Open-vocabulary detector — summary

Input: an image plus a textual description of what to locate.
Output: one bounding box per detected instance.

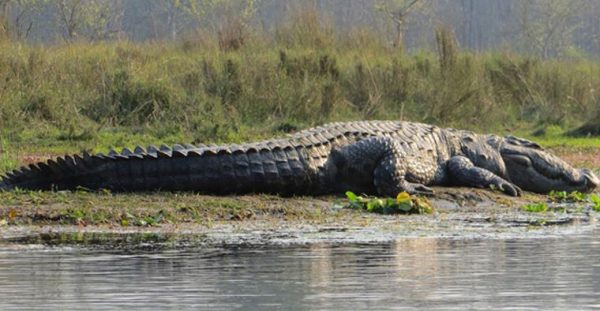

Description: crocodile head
[495,135,599,193]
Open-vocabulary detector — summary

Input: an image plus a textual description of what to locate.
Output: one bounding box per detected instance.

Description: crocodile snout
[583,169,599,191]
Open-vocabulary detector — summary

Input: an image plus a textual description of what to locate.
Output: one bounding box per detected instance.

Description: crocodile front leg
[330,137,434,197]
[447,155,522,196]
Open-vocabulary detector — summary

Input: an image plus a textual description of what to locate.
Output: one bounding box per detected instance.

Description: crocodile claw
[493,180,522,197]
[408,184,435,196]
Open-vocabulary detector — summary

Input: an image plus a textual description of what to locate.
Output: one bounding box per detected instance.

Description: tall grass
[0,12,598,150]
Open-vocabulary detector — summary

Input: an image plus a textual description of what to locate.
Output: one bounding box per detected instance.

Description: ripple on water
[0,230,598,310]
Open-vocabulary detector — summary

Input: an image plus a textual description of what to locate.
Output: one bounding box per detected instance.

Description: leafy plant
[521,202,548,213]
[66,208,86,224]
[590,194,600,212]
[569,191,586,202]
[548,190,586,202]
[136,211,166,227]
[548,190,568,202]
[344,191,433,215]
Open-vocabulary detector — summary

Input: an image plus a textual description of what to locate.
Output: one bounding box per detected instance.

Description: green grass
[531,136,600,149]
[0,16,599,177]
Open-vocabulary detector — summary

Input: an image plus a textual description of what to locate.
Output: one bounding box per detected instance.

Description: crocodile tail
[0,179,10,191]
[1,151,116,191]
[0,144,312,194]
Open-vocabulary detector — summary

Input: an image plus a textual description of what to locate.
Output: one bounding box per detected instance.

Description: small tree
[0,0,48,41]
[374,0,425,49]
[519,0,587,58]
[55,0,123,42]
[153,0,229,41]
[0,1,7,38]
[12,0,47,40]
[177,0,260,49]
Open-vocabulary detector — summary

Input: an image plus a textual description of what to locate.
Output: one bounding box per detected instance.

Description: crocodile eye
[479,154,489,161]
[505,135,542,150]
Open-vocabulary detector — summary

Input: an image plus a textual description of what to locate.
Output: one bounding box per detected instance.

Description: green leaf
[367,198,385,212]
[591,194,600,212]
[568,191,586,202]
[397,201,413,212]
[414,198,434,214]
[342,190,435,215]
[549,190,568,202]
[345,191,359,202]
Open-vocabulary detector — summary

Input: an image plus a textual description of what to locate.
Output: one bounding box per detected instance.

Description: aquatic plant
[344,191,433,215]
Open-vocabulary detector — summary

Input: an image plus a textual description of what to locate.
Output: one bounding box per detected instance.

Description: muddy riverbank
[1,187,598,247]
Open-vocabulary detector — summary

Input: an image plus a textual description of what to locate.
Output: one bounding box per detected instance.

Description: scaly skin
[0,121,598,196]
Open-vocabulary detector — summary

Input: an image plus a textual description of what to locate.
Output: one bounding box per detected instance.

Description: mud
[1,187,598,248]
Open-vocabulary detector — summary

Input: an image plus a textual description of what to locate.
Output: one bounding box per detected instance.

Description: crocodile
[0,121,598,196]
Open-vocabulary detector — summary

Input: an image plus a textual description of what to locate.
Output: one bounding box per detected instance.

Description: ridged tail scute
[0,143,312,194]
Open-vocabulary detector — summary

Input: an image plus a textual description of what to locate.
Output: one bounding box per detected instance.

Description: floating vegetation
[344,191,434,215]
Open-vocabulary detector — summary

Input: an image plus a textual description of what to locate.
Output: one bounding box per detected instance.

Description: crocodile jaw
[501,143,598,193]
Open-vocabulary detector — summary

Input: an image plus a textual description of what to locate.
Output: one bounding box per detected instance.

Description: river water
[0,230,599,310]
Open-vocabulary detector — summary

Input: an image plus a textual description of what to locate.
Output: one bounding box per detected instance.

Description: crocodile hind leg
[373,156,434,196]
[331,137,435,197]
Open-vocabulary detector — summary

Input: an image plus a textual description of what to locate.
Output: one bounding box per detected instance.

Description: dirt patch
[553,149,600,169]
[19,154,57,166]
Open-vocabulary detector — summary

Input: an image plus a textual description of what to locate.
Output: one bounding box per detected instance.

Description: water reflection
[0,231,599,310]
